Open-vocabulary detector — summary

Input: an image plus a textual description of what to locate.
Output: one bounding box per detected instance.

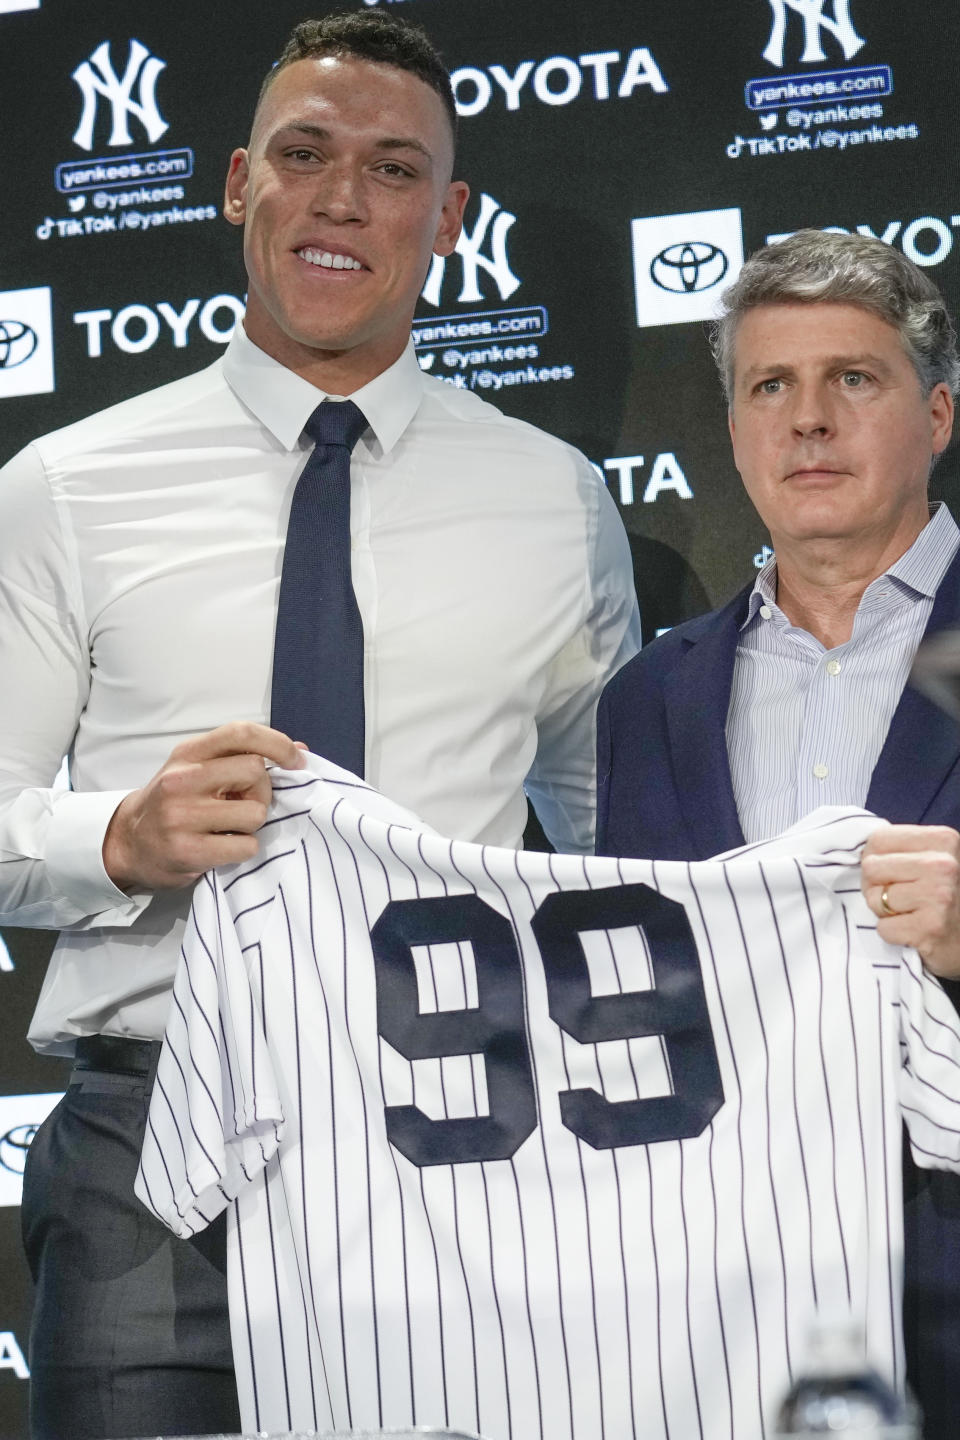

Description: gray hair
[711,228,960,402]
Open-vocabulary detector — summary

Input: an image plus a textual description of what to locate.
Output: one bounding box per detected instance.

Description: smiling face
[728,301,954,565]
[224,55,468,390]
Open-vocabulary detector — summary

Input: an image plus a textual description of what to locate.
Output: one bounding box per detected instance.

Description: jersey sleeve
[897,946,960,1172]
[720,810,960,1172]
[135,865,284,1237]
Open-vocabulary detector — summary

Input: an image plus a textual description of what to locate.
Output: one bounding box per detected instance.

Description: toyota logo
[0,1123,39,1175]
[0,319,38,369]
[650,242,729,295]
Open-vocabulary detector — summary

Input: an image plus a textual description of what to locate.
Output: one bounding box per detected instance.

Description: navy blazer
[595,545,960,1440]
[597,545,960,862]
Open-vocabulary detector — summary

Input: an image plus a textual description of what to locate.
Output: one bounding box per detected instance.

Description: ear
[223,148,250,227]
[432,180,470,258]
[929,381,955,457]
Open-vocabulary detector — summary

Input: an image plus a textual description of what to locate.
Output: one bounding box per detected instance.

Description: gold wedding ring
[880,887,896,917]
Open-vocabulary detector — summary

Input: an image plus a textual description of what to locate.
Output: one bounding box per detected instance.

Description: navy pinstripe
[136,767,960,1440]
[795,861,851,1299]
[686,865,775,1432]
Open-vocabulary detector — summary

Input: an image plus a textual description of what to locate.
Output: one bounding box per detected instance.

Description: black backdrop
[2,2,960,1433]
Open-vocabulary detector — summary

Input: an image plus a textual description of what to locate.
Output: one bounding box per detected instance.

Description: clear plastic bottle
[773,1320,920,1436]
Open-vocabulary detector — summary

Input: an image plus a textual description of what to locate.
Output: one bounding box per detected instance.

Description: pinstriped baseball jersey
[136,755,960,1440]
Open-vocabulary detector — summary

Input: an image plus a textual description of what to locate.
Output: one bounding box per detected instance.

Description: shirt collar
[221,324,425,456]
[883,501,960,600]
[742,556,778,629]
[740,502,960,631]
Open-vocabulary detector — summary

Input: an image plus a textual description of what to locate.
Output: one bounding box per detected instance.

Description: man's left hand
[861,823,960,978]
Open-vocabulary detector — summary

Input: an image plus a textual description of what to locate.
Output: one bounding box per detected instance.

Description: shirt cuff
[45,789,152,924]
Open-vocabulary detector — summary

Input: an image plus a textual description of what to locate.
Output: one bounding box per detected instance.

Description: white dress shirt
[0,327,640,1052]
[726,503,960,843]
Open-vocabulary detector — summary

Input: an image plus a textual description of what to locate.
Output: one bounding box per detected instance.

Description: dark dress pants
[21,1051,241,1440]
[904,1158,960,1440]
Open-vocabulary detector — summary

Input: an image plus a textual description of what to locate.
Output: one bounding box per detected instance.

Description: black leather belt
[74,1034,161,1075]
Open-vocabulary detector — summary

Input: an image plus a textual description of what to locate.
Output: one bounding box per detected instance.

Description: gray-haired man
[597,229,960,1438]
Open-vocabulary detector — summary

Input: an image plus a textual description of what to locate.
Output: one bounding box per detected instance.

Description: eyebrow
[739,352,895,385]
[272,123,434,163]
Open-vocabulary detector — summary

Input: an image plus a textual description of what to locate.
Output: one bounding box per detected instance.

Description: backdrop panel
[2,2,958,1433]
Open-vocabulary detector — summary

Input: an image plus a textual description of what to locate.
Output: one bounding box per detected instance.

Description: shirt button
[812,762,829,780]
[826,659,842,676]
[759,604,772,619]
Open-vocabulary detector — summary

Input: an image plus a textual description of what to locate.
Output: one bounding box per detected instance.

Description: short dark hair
[258,11,458,145]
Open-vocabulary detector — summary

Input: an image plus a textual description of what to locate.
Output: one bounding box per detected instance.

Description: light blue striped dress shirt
[726,503,960,843]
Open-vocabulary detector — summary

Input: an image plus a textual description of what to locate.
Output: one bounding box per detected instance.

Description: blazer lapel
[662,590,749,858]
[868,548,960,823]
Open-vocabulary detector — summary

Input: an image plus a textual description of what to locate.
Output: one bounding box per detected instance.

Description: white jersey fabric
[137,756,960,1440]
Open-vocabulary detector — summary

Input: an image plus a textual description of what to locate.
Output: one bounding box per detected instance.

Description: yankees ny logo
[421,193,521,307]
[764,0,865,67]
[72,39,169,152]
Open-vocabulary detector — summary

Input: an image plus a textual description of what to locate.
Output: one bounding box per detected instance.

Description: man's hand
[861,823,960,978]
[102,722,306,892]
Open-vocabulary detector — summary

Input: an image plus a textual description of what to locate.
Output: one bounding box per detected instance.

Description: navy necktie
[270,398,368,776]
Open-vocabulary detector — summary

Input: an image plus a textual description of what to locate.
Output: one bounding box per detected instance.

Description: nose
[789,378,836,439]
[309,161,366,224]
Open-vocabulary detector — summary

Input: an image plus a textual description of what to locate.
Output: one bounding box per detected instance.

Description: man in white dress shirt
[0,13,639,1437]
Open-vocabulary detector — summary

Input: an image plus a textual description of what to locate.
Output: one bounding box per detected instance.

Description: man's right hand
[102,722,306,892]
